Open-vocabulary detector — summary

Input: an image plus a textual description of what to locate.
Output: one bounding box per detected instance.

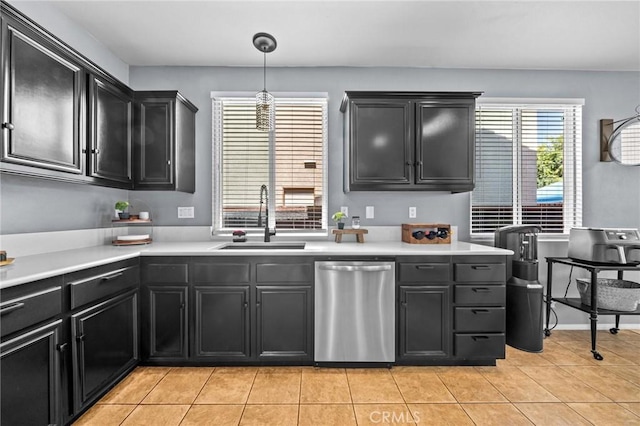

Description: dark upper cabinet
[88,74,133,187]
[347,98,413,189]
[1,8,85,177]
[134,91,198,193]
[341,91,481,193]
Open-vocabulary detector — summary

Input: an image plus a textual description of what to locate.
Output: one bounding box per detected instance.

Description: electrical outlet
[409,207,417,218]
[366,206,374,219]
[340,206,348,217]
[550,301,557,309]
[178,206,195,218]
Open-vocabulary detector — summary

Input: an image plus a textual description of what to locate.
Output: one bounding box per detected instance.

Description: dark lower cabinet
[193,286,250,360]
[146,286,188,361]
[72,290,138,411]
[398,285,451,359]
[256,286,312,361]
[0,320,63,426]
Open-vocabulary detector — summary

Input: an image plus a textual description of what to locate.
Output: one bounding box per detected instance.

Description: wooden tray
[0,258,15,267]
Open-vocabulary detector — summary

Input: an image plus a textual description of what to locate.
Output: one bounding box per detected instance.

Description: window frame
[211,92,329,237]
[471,97,584,241]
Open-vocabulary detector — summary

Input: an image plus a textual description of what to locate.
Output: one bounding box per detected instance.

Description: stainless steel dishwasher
[314,261,395,363]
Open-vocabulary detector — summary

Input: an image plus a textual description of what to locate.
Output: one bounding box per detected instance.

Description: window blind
[213,97,327,231]
[472,102,582,235]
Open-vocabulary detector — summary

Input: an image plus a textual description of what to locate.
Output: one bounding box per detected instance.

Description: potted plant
[331,211,347,229]
[115,201,130,220]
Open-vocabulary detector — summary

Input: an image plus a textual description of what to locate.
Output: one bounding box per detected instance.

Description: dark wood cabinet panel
[398,285,451,359]
[134,91,198,193]
[341,91,481,192]
[256,286,312,361]
[347,99,413,189]
[88,74,133,186]
[1,12,84,176]
[71,290,138,411]
[0,320,63,426]
[146,286,188,360]
[193,286,251,360]
[416,100,475,191]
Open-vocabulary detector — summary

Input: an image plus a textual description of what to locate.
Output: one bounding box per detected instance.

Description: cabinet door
[415,100,475,191]
[88,74,132,186]
[399,285,451,359]
[72,291,138,411]
[147,286,188,360]
[134,99,173,188]
[256,286,312,361]
[1,17,84,174]
[349,99,413,189]
[1,320,63,426]
[193,286,250,360]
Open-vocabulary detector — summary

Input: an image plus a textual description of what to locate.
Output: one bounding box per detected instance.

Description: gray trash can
[506,276,544,352]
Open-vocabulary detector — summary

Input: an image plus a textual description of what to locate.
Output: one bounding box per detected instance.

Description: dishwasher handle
[317,264,392,273]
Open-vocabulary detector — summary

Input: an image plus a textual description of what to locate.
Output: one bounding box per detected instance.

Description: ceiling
[38,0,640,71]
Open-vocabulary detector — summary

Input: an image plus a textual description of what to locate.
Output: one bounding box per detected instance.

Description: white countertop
[0,241,512,289]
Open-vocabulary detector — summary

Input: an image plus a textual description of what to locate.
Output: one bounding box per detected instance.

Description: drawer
[144,263,188,284]
[455,285,505,305]
[1,286,62,337]
[256,263,312,283]
[455,307,505,332]
[455,334,505,358]
[192,262,250,284]
[399,263,450,283]
[70,265,139,309]
[454,263,505,283]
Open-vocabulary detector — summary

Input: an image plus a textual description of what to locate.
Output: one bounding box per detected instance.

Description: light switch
[366,206,374,219]
[178,206,195,218]
[341,206,349,217]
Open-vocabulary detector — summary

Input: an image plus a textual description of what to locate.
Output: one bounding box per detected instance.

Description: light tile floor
[74,329,640,425]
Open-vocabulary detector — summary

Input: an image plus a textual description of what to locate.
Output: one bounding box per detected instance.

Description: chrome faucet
[257,184,276,242]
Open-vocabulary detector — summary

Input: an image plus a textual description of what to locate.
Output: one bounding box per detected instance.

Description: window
[212,94,327,234]
[472,99,583,236]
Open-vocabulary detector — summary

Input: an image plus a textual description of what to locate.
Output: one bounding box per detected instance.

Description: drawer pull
[0,302,25,316]
[57,343,68,352]
[101,272,124,282]
[76,334,85,342]
[472,287,491,293]
[471,336,490,341]
[472,309,491,314]
[471,265,491,270]
[416,265,435,270]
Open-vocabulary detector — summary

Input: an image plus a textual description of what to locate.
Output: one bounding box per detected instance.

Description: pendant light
[253,32,277,131]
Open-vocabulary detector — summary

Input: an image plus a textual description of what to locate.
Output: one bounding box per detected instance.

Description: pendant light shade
[253,32,277,131]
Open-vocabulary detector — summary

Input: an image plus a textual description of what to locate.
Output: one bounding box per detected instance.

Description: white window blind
[472,100,582,235]
[212,96,327,232]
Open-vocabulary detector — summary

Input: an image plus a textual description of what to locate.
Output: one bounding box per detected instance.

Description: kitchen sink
[216,242,306,250]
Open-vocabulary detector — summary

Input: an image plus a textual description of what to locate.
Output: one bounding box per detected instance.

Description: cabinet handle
[0,302,25,316]
[167,160,171,165]
[471,265,491,270]
[92,149,100,154]
[56,343,68,352]
[180,302,185,309]
[2,122,14,130]
[416,265,434,270]
[472,287,491,293]
[401,301,407,308]
[405,161,412,166]
[243,302,248,308]
[76,334,85,342]
[100,272,124,282]
[471,335,489,341]
[471,309,491,314]
[417,161,423,166]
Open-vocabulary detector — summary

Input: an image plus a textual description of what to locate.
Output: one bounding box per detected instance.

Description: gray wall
[124,66,640,239]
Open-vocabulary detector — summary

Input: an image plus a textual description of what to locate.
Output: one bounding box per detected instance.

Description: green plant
[331,211,347,223]
[115,201,130,212]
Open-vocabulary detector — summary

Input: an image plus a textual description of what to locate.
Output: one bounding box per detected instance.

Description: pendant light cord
[263,51,267,91]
